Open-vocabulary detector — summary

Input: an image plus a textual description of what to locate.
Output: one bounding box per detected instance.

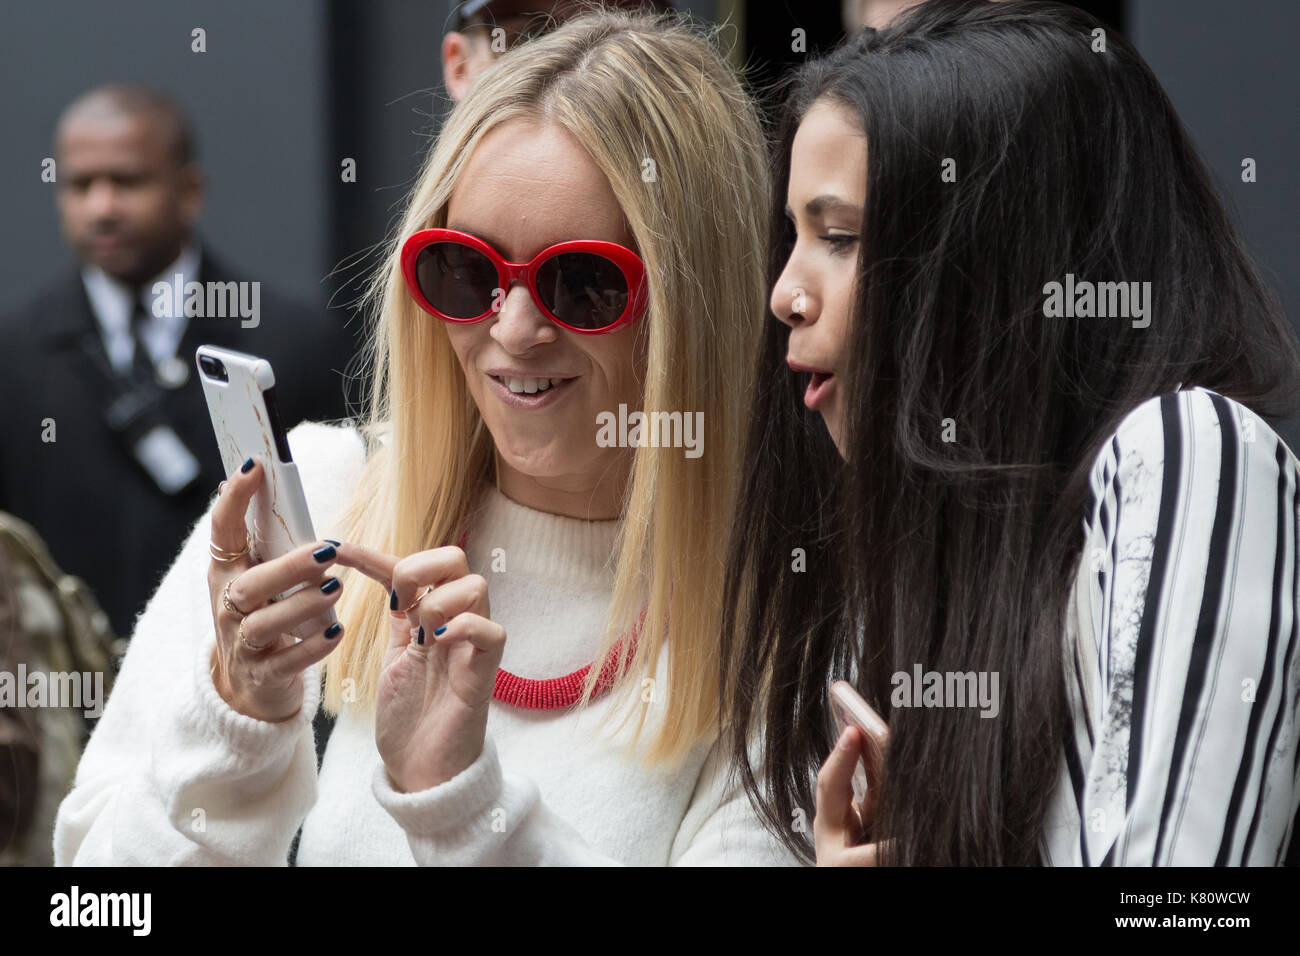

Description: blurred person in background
[0,84,355,642]
[0,509,115,866]
[442,0,671,102]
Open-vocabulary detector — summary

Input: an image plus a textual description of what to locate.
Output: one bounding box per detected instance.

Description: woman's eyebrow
[804,194,861,217]
[784,196,861,222]
[446,222,504,252]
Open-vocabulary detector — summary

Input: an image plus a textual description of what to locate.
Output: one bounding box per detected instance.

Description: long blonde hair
[324,8,769,765]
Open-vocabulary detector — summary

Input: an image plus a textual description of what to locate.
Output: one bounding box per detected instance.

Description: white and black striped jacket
[1042,387,1300,865]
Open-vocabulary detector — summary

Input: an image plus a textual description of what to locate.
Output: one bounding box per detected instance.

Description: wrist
[371,738,506,845]
[389,765,446,795]
[389,751,477,794]
[208,645,301,723]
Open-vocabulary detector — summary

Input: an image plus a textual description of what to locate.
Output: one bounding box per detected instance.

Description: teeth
[502,376,564,394]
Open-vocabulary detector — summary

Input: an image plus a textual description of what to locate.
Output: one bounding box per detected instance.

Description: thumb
[212,455,263,554]
[379,607,425,677]
[386,604,420,655]
[816,726,863,842]
[378,583,422,670]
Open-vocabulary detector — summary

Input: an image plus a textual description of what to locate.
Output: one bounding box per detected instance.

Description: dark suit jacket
[0,246,360,639]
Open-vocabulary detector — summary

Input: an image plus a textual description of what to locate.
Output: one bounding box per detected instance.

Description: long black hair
[721,0,1300,865]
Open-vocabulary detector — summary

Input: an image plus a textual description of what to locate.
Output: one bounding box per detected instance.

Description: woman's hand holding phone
[207,456,347,722]
[815,725,884,865]
[815,681,890,866]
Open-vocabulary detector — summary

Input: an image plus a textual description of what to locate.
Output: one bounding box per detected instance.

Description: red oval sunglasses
[400,228,649,334]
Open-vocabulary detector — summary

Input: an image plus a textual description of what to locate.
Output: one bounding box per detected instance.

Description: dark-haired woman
[722,0,1300,865]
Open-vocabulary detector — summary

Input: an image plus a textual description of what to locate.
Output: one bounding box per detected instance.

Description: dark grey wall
[322,0,455,313]
[1129,0,1300,445]
[0,0,329,311]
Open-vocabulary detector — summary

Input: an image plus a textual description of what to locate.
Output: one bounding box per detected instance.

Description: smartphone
[195,344,337,641]
[829,680,890,805]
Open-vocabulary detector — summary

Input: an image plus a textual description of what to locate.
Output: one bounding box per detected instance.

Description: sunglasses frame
[400,227,649,335]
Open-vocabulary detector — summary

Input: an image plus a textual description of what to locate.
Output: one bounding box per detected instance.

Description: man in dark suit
[0,84,357,641]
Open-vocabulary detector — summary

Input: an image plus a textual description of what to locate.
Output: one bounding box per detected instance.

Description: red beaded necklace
[453,530,645,711]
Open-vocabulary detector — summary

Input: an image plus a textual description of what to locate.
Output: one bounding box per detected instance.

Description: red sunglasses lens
[414,241,498,319]
[535,251,631,330]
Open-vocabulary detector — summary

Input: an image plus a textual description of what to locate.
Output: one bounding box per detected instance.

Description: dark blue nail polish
[313,544,336,563]
[390,588,398,610]
[323,538,341,547]
[433,625,447,636]
[240,457,255,473]
[417,625,425,645]
[324,623,342,639]
[320,577,340,594]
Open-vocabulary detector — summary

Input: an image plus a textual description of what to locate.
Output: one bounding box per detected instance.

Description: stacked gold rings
[210,533,251,563]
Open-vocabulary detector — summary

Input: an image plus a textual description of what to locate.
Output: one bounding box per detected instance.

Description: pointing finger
[330,541,400,591]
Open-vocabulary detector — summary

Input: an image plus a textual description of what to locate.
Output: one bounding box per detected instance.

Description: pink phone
[829,680,890,804]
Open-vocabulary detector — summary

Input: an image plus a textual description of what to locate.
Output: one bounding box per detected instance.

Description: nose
[83,178,121,222]
[771,259,818,329]
[488,280,559,353]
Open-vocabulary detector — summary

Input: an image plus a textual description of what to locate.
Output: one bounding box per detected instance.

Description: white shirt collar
[81,242,200,371]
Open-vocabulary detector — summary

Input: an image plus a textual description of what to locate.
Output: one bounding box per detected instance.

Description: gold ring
[210,532,251,563]
[223,578,252,617]
[239,617,272,652]
[399,585,433,614]
[210,532,248,556]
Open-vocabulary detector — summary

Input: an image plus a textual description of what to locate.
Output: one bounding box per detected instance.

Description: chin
[495,440,564,475]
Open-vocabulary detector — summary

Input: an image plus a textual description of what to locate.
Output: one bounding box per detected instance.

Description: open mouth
[804,371,835,410]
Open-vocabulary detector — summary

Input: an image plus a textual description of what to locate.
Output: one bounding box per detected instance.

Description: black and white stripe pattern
[1041,387,1300,865]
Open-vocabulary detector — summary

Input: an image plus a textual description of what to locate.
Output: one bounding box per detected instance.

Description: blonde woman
[54,10,792,866]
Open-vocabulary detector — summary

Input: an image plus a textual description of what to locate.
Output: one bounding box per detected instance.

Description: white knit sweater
[53,421,799,866]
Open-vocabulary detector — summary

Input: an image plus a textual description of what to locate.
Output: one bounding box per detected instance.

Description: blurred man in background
[442,0,671,102]
[0,84,355,641]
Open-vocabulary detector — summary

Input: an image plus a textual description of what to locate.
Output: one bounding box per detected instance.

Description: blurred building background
[1,0,1296,441]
